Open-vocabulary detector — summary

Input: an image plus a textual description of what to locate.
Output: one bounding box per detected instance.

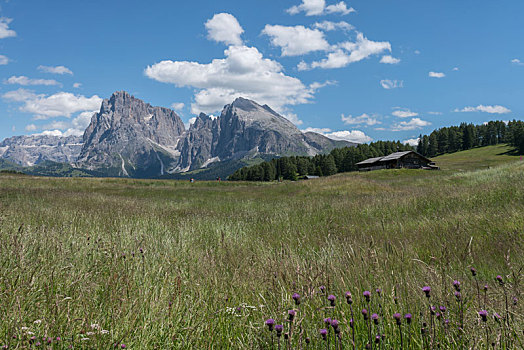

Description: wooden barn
[356,151,438,171]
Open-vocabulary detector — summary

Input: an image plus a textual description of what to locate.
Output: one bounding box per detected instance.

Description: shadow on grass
[497,147,520,156]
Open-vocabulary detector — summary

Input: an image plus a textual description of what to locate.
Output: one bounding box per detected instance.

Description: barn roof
[356,156,384,165]
[380,151,413,161]
[356,151,431,166]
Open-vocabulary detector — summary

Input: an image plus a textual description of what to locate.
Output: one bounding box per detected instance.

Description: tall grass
[0,155,522,348]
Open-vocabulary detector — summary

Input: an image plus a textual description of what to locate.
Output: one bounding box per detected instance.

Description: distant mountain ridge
[0,91,356,179]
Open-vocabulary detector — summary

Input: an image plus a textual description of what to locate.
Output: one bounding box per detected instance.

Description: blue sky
[0,0,522,144]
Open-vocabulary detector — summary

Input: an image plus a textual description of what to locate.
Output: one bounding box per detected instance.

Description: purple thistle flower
[284,333,289,340]
[320,328,328,340]
[345,291,353,304]
[320,285,326,293]
[35,343,41,347]
[484,284,489,291]
[405,313,412,324]
[349,318,354,328]
[288,309,296,321]
[478,310,488,322]
[275,324,284,337]
[361,308,369,320]
[453,280,461,291]
[422,286,431,298]
[471,267,477,276]
[324,317,332,326]
[439,306,446,313]
[265,318,275,331]
[393,313,402,325]
[328,294,336,306]
[292,293,301,305]
[454,291,461,301]
[430,306,436,315]
[375,335,381,344]
[513,297,518,305]
[493,312,502,322]
[376,288,382,296]
[331,319,339,329]
[496,275,503,285]
[121,345,126,349]
[305,337,311,344]
[56,337,61,342]
[371,313,379,325]
[444,319,450,326]
[363,290,371,302]
[436,312,441,320]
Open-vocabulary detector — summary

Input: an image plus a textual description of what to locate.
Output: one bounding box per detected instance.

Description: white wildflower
[100,330,109,335]
[33,320,42,324]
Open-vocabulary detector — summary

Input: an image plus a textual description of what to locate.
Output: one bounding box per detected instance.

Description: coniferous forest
[229,120,524,181]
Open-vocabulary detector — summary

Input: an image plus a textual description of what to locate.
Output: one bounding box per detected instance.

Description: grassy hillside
[433,144,521,171]
[0,146,522,348]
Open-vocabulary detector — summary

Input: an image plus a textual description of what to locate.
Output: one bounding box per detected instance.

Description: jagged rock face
[77,91,185,177]
[0,134,83,167]
[0,92,356,178]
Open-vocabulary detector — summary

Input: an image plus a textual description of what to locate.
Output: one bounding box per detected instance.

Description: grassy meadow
[0,145,523,349]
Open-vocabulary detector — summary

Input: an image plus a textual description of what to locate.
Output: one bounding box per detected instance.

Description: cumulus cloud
[0,55,9,65]
[380,79,403,89]
[5,76,60,86]
[452,67,459,71]
[302,127,372,143]
[380,55,400,64]
[454,105,511,114]
[341,113,380,126]
[403,138,420,146]
[37,65,73,75]
[170,102,185,111]
[300,32,391,70]
[73,82,82,88]
[262,25,330,56]
[391,118,431,131]
[511,58,524,66]
[0,18,16,39]
[313,21,353,31]
[287,0,355,16]
[428,71,445,78]
[145,45,324,114]
[392,108,418,118]
[2,88,102,119]
[205,13,244,46]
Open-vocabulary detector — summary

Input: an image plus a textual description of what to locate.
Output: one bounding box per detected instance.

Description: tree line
[416,120,524,157]
[229,120,524,182]
[228,141,412,181]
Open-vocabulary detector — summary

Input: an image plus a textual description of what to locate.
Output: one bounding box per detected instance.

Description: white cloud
[25,124,37,132]
[0,18,16,39]
[5,76,60,86]
[185,117,197,130]
[283,112,303,125]
[454,105,511,114]
[325,130,372,143]
[145,45,323,114]
[302,127,332,133]
[341,113,380,126]
[287,0,354,16]
[511,58,524,66]
[380,79,403,89]
[392,108,418,118]
[380,55,400,64]
[326,2,355,15]
[391,118,431,131]
[0,55,9,65]
[205,13,244,46]
[414,50,421,55]
[262,25,330,56]
[73,82,82,88]
[313,21,353,31]
[428,71,445,78]
[171,102,185,111]
[37,65,73,75]
[403,138,420,146]
[452,67,459,71]
[302,127,372,143]
[302,32,391,70]
[2,88,102,119]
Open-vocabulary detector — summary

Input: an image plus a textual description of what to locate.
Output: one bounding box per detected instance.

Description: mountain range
[0,91,355,179]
